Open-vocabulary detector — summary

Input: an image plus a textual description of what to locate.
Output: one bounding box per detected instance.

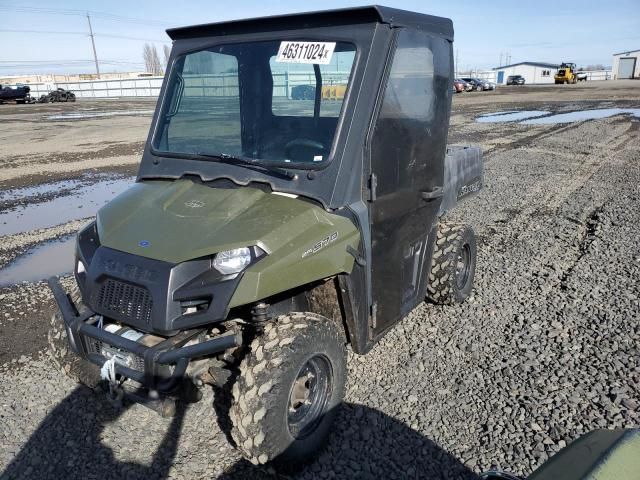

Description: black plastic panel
[80,246,242,335]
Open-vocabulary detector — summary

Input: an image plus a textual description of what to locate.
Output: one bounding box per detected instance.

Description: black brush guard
[48,278,241,402]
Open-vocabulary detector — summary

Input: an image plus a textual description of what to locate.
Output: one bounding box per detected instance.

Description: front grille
[97,279,153,325]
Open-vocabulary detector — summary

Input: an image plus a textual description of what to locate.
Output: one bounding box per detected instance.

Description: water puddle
[46,110,154,121]
[476,111,550,123]
[0,176,134,236]
[0,178,82,203]
[477,108,640,125]
[0,236,75,287]
[0,173,115,203]
[521,108,640,125]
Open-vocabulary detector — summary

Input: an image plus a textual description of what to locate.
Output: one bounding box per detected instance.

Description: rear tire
[427,223,477,305]
[230,313,346,468]
[48,285,102,388]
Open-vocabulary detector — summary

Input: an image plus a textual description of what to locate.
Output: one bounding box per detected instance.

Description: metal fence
[7,68,613,99]
[7,71,352,99]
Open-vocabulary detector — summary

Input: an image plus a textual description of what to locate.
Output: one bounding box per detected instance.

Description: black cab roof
[167,5,453,41]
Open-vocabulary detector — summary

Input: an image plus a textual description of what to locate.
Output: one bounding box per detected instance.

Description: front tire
[427,223,477,305]
[230,312,346,468]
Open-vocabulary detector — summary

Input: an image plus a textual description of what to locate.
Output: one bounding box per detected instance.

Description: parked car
[461,77,493,91]
[576,72,588,82]
[0,84,31,104]
[457,79,473,92]
[38,88,76,103]
[483,80,497,90]
[506,75,525,86]
[453,79,466,93]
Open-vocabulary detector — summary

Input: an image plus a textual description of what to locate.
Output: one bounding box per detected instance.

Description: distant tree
[151,46,162,75]
[585,64,605,71]
[143,44,163,75]
[143,44,153,73]
[163,45,171,69]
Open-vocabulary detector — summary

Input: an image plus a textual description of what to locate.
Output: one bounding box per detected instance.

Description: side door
[368,28,451,336]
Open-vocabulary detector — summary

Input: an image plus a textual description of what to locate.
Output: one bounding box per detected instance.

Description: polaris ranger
[48,6,483,467]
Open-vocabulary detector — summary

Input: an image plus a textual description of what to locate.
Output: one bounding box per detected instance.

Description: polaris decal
[458,176,482,199]
[100,258,158,283]
[302,232,339,258]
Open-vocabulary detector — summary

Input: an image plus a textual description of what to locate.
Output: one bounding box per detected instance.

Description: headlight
[212,247,252,275]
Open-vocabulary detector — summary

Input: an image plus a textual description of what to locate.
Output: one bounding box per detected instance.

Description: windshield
[153,40,357,166]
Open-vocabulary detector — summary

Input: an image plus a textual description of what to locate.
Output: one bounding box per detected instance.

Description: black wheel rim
[456,243,471,290]
[287,354,332,439]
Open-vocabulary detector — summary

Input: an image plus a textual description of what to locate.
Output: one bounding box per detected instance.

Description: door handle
[421,186,443,201]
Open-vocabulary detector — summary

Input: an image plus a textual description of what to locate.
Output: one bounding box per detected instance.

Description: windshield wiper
[193,152,296,180]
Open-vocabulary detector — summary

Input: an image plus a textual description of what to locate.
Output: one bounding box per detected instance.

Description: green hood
[97,179,357,265]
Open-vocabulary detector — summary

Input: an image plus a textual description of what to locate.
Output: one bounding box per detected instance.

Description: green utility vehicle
[48,6,483,466]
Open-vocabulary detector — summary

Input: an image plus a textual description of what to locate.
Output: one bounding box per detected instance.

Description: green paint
[97,179,360,306]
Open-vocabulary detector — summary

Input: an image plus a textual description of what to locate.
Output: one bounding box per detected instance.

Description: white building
[612,49,640,79]
[493,62,559,85]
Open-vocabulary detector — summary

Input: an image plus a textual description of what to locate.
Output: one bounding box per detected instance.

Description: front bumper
[48,277,241,392]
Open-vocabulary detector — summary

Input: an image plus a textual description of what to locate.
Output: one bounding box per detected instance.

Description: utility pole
[86,14,100,79]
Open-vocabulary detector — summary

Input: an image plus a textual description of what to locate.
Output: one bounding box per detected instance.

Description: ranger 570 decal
[302,232,338,258]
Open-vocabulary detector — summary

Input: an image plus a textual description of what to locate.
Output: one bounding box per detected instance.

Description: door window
[371,29,435,196]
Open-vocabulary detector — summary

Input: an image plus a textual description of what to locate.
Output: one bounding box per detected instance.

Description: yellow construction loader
[555,62,578,84]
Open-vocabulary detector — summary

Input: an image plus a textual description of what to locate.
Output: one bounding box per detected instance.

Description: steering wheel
[284,139,326,162]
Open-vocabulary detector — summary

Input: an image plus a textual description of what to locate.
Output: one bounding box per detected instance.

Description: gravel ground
[1,83,639,479]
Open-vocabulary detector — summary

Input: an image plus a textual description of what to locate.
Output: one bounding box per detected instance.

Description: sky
[1,0,639,76]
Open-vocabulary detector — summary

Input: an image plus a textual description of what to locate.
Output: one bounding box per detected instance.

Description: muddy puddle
[0,176,134,236]
[477,108,640,124]
[0,236,75,287]
[0,173,105,203]
[46,110,154,121]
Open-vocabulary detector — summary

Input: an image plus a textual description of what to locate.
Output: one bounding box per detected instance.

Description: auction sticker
[276,41,336,65]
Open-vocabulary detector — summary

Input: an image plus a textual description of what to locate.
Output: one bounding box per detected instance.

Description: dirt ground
[0,80,639,479]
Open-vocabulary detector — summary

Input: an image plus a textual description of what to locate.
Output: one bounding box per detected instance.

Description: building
[612,49,640,79]
[493,62,559,85]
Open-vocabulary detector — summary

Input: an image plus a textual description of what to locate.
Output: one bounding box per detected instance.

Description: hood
[97,179,337,264]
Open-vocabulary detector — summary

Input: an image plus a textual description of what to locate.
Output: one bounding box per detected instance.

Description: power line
[0,28,86,35]
[0,5,174,27]
[0,60,144,64]
[0,28,170,43]
[96,33,170,43]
